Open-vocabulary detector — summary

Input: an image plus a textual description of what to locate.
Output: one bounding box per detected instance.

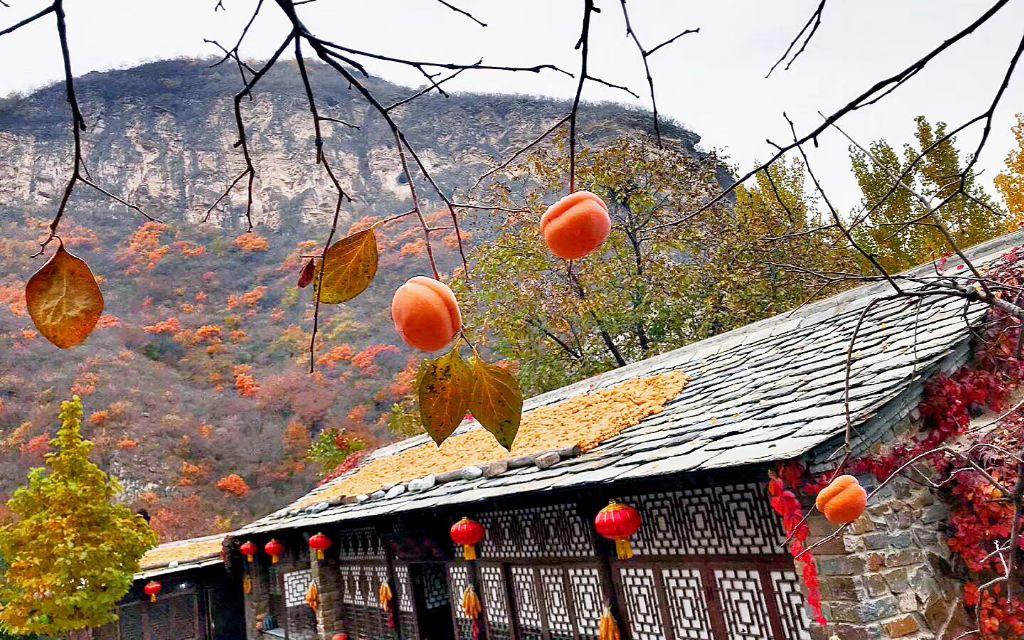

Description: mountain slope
[0,59,703,540]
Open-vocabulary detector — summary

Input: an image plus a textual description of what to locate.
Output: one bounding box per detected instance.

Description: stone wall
[244,554,313,640]
[243,561,270,640]
[310,553,343,640]
[808,473,967,640]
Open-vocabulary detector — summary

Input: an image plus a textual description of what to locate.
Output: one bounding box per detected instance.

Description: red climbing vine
[769,248,1024,638]
[768,465,827,626]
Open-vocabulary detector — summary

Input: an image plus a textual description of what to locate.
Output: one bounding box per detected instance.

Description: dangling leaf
[25,245,104,349]
[418,348,471,446]
[468,356,523,450]
[315,229,378,303]
[297,258,316,289]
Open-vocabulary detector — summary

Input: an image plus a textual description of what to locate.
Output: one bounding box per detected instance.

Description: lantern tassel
[271,554,279,564]
[246,553,254,562]
[316,549,324,561]
[615,539,633,560]
[150,593,158,603]
[464,544,477,561]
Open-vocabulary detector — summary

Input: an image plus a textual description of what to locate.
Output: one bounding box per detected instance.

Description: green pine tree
[0,397,157,636]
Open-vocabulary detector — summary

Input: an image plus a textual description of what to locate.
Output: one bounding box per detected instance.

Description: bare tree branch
[766,0,826,77]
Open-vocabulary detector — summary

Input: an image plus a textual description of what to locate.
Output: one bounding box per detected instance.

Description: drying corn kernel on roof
[297,370,690,508]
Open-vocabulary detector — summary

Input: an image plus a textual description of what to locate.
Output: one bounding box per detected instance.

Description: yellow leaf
[468,356,522,450]
[418,348,470,446]
[25,245,104,349]
[315,229,378,304]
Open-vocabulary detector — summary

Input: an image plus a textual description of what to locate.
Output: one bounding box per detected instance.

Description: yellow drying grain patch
[301,370,688,506]
[139,535,224,570]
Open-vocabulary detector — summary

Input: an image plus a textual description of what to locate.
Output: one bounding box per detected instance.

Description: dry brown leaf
[25,245,104,349]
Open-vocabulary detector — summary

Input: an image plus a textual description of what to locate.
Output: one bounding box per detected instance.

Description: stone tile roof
[135,534,224,580]
[237,231,1023,536]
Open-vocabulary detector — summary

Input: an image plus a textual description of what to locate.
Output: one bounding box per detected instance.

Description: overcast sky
[1,0,1021,208]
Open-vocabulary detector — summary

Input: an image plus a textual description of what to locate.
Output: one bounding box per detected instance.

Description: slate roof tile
[236,232,1022,536]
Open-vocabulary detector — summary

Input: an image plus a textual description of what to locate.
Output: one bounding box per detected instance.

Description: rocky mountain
[0,59,703,540]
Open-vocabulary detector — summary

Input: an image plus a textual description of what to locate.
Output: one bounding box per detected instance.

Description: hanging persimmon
[815,474,868,525]
[540,191,611,260]
[391,276,462,352]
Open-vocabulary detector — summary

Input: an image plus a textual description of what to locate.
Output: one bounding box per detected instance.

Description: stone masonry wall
[244,555,309,640]
[310,553,343,640]
[243,561,270,640]
[808,473,967,640]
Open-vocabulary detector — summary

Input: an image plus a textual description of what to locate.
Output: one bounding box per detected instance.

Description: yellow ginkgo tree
[0,397,157,636]
[996,113,1024,227]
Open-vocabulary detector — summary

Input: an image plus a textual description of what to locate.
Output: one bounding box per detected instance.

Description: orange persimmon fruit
[540,191,611,260]
[391,276,462,352]
[815,474,868,525]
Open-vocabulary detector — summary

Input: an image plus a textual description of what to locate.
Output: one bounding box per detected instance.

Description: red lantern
[450,517,486,561]
[240,540,258,563]
[595,500,642,560]
[332,634,349,640]
[265,538,285,564]
[143,580,162,603]
[309,532,332,561]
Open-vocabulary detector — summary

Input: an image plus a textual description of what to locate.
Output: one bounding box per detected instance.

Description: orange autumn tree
[0,397,156,635]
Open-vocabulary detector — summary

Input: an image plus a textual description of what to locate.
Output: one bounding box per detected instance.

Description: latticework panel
[715,569,772,640]
[567,567,604,638]
[335,528,385,559]
[447,564,474,640]
[538,567,574,639]
[284,569,313,607]
[771,570,812,640]
[114,594,198,640]
[662,568,713,640]
[283,570,317,640]
[510,566,544,640]
[394,564,419,640]
[471,503,591,559]
[421,564,450,610]
[618,566,664,640]
[119,603,144,640]
[337,563,389,639]
[480,564,512,640]
[147,601,172,640]
[169,595,198,640]
[626,482,785,557]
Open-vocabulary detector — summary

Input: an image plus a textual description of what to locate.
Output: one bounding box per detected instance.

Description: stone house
[95,534,246,640]
[125,231,1021,640]
[219,232,1024,640]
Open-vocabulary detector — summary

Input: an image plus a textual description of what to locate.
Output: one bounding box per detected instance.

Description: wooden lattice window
[394,563,419,640]
[337,562,389,639]
[115,592,199,640]
[447,564,475,640]
[283,569,317,640]
[616,560,811,640]
[621,482,786,557]
[469,503,592,560]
